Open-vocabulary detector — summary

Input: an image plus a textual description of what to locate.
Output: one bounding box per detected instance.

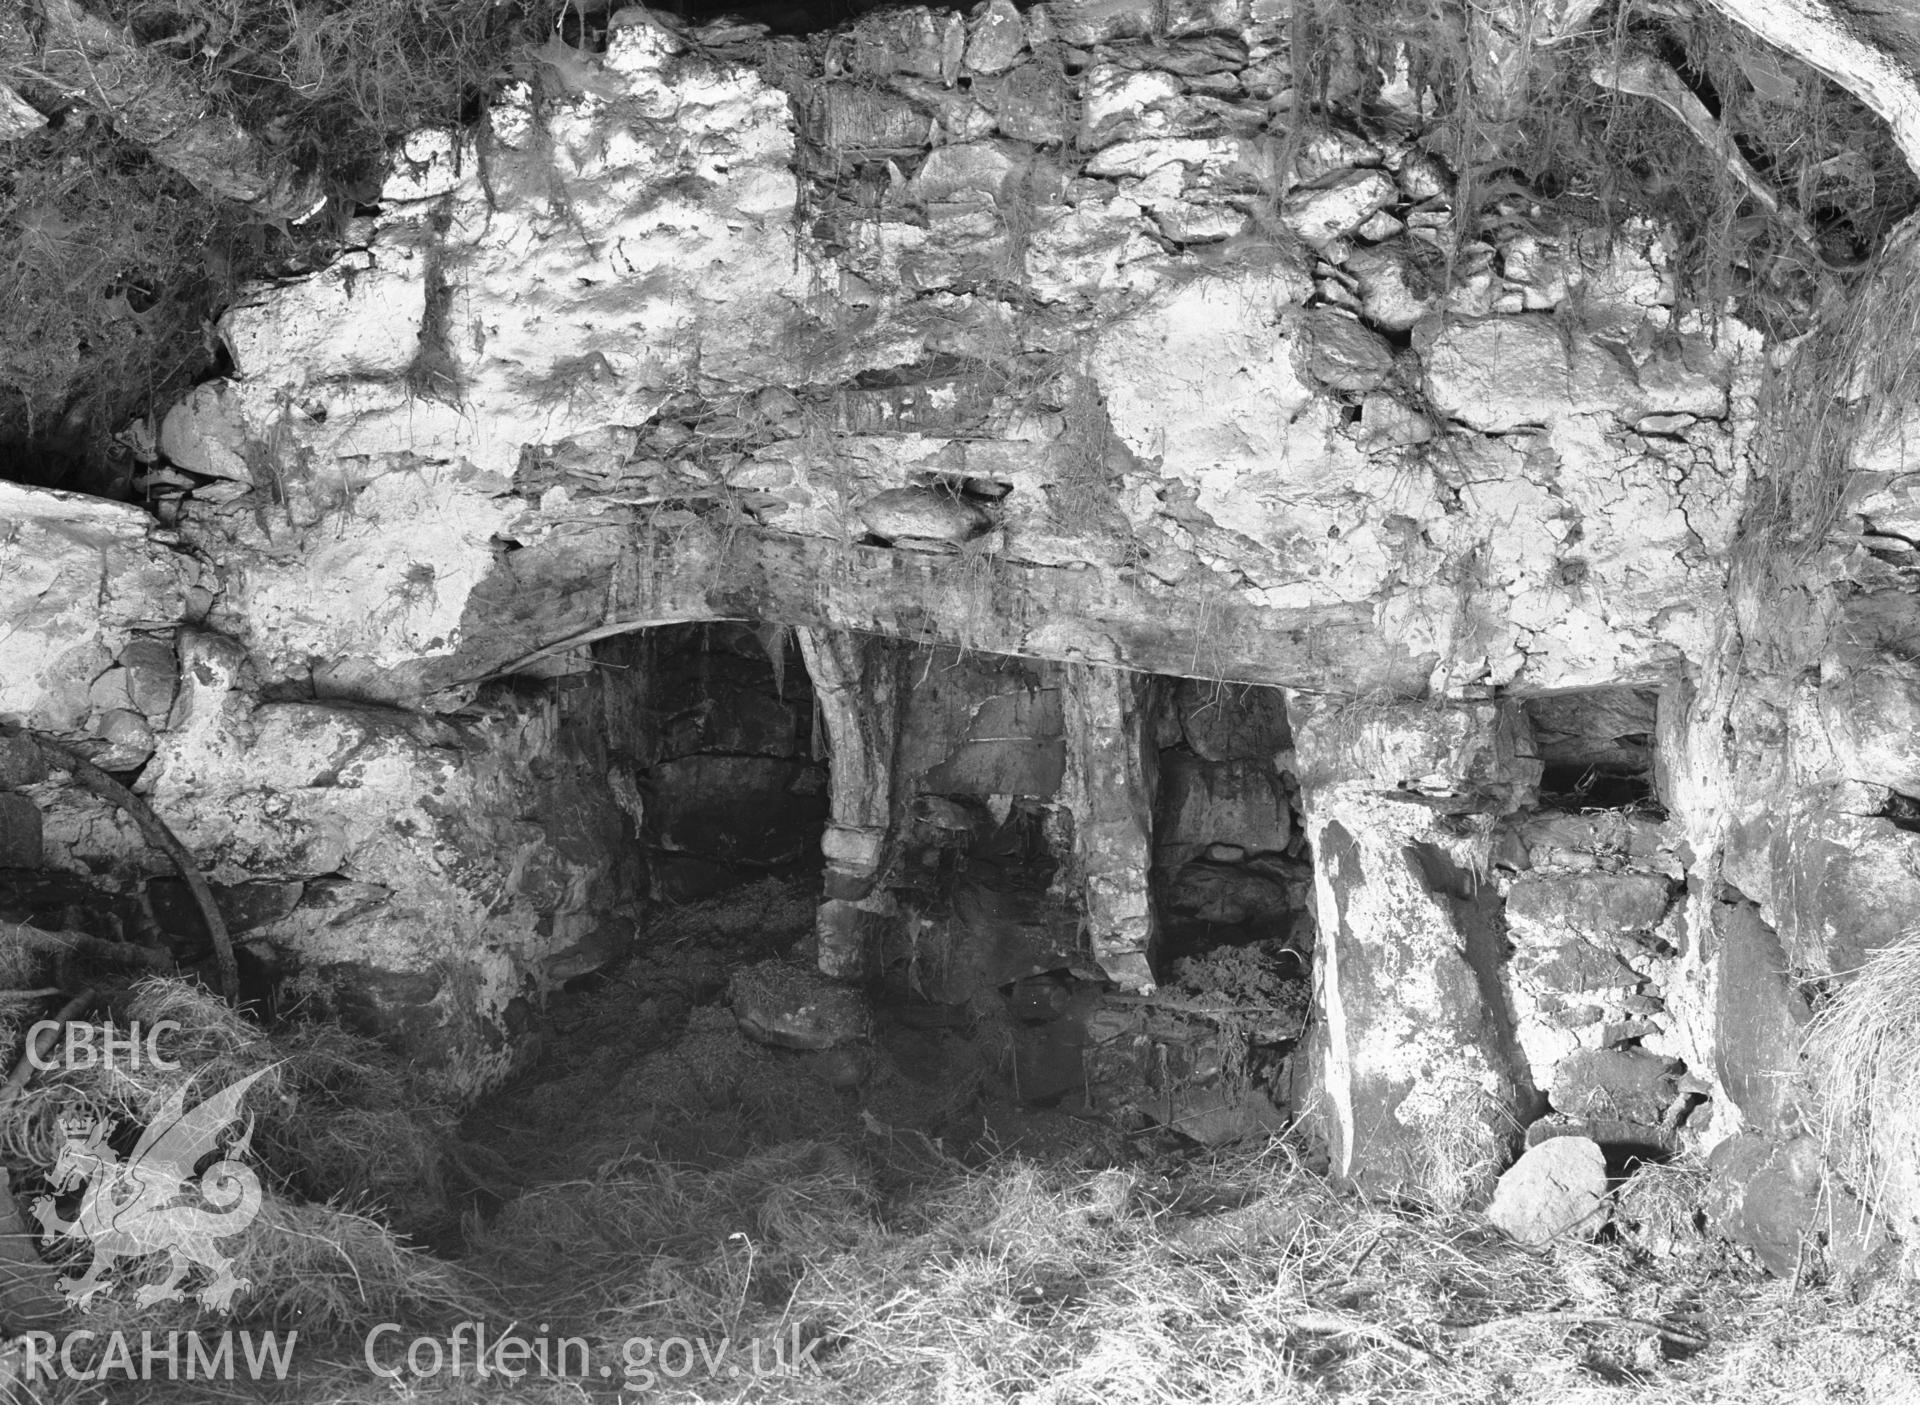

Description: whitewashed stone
[159,382,254,482]
[911,140,1025,203]
[1282,169,1397,244]
[0,484,198,733]
[1419,315,1728,430]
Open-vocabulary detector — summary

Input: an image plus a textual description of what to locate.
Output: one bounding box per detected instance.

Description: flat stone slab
[729,960,870,1051]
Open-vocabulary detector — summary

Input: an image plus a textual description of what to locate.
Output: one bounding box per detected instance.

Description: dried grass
[63,1193,485,1338]
[1740,221,1920,573]
[9,975,1917,1405]
[1804,926,1920,1241]
[432,1136,1916,1404]
[2,977,460,1233]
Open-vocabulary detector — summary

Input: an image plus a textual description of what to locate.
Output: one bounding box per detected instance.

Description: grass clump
[2,976,464,1238]
[1740,222,1920,566]
[1804,926,1920,1244]
[438,1136,1913,1404]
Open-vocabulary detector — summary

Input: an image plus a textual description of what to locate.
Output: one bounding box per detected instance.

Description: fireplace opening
[595,623,829,903]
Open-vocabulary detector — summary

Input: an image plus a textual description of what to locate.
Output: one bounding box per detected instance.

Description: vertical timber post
[1060,662,1157,993]
[794,628,906,980]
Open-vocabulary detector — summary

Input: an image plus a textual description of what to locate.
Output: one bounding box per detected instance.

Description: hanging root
[1590,46,1865,274]
[3,728,238,1005]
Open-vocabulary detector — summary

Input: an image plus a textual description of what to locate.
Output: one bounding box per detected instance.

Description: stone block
[0,483,198,735]
[1156,754,1289,853]
[1300,814,1516,1207]
[1160,861,1295,925]
[1047,0,1155,44]
[90,708,155,772]
[1549,1047,1680,1125]
[1514,940,1641,994]
[1771,798,1920,977]
[909,140,1027,204]
[1418,315,1727,431]
[1526,688,1657,770]
[991,60,1072,145]
[1713,901,1810,1133]
[88,666,136,714]
[1505,871,1674,945]
[1818,653,1920,795]
[816,896,890,979]
[158,381,254,482]
[964,0,1025,74]
[730,960,869,1050]
[1281,169,1397,244]
[922,688,1065,798]
[659,681,806,760]
[821,823,885,872]
[1166,678,1291,762]
[0,737,48,791]
[1512,811,1671,872]
[148,877,305,937]
[1488,1136,1607,1246]
[1344,241,1443,331]
[1294,308,1396,392]
[1706,1134,1824,1277]
[1291,696,1541,805]
[815,84,933,151]
[318,962,448,1051]
[1160,1084,1288,1145]
[646,755,827,869]
[0,795,43,868]
[847,7,964,81]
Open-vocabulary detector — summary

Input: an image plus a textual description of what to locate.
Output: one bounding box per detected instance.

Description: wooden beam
[424,519,1436,702]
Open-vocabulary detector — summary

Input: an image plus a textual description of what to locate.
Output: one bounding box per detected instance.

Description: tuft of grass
[64,1192,485,1338]
[1804,925,1920,1239]
[437,1134,1917,1404]
[0,977,464,1234]
[1740,221,1920,570]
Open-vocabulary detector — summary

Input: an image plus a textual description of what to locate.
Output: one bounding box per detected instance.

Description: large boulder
[729,961,870,1050]
[1707,1134,1882,1277]
[1769,797,1920,977]
[136,632,644,1095]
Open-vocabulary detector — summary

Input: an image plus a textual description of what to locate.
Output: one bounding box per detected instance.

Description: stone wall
[3,0,1918,1258]
[135,0,1738,710]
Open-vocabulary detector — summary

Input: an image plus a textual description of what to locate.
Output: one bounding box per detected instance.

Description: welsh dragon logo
[29,1067,272,1311]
